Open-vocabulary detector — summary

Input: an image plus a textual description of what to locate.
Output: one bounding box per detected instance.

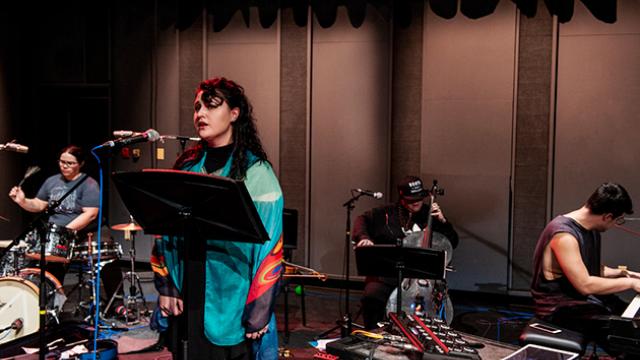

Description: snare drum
[0,268,65,344]
[25,223,77,263]
[71,234,123,262]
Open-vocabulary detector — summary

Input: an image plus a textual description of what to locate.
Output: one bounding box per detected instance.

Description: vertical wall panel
[115,2,183,261]
[207,9,280,173]
[178,9,204,139]
[554,2,640,295]
[279,8,309,264]
[422,2,517,292]
[154,11,182,169]
[310,6,390,276]
[110,0,157,261]
[511,2,554,291]
[390,1,424,203]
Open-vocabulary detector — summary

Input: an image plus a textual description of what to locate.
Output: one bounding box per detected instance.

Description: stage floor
[4,266,613,359]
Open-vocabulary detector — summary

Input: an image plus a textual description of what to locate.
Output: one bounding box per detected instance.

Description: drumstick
[0,215,8,222]
[17,166,40,187]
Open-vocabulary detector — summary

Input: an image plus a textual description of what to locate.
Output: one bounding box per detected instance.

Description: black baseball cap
[397,176,429,201]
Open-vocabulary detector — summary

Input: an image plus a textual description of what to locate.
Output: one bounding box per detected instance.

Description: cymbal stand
[103,229,149,323]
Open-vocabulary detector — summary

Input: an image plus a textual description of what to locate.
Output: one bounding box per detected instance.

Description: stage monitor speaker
[283,208,298,250]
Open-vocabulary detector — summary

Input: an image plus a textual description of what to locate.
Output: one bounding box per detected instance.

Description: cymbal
[111,223,143,232]
[0,240,13,248]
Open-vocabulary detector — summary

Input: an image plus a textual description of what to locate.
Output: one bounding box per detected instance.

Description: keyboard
[388,312,481,359]
[621,294,640,318]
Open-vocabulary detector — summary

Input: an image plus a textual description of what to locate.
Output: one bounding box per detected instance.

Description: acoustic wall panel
[207,8,281,174]
[309,6,390,276]
[422,2,517,292]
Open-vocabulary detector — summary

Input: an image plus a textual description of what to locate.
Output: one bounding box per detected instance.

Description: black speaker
[283,208,298,249]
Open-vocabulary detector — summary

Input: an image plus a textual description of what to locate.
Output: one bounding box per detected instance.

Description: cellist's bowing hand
[246,324,269,339]
[431,202,446,223]
[355,238,374,248]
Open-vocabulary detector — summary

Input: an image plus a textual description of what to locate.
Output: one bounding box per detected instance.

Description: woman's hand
[158,295,183,316]
[8,186,24,205]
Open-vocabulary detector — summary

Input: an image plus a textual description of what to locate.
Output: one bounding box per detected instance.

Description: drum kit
[0,219,147,344]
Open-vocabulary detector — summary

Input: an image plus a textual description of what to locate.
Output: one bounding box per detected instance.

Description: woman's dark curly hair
[174,77,269,180]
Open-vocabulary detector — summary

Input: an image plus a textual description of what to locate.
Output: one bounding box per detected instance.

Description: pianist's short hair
[586,182,633,218]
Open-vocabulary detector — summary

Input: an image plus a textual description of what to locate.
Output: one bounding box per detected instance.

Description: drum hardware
[103,217,149,323]
[0,242,30,277]
[65,259,114,319]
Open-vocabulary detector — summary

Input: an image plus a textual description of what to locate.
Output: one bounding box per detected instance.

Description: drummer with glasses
[352,175,459,329]
[8,145,124,317]
[9,147,98,231]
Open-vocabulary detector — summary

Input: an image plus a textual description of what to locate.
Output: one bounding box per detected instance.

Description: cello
[385,180,455,323]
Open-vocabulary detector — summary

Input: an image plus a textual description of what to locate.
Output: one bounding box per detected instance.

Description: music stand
[355,245,446,316]
[111,169,269,360]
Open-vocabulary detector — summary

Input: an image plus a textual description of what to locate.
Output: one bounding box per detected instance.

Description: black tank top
[530,215,601,317]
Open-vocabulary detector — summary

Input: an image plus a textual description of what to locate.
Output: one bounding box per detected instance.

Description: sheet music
[621,294,640,319]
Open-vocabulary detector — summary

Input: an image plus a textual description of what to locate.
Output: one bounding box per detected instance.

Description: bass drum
[0,268,66,344]
[386,231,454,324]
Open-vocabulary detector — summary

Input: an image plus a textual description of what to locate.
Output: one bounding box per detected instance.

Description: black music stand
[111,169,269,360]
[355,245,446,316]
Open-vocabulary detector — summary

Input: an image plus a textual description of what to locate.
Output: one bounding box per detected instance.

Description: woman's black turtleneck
[203,143,234,174]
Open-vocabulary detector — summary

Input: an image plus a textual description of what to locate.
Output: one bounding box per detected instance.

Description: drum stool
[519,318,587,355]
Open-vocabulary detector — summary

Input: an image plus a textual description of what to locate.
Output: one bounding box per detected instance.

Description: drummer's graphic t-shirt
[36,173,100,229]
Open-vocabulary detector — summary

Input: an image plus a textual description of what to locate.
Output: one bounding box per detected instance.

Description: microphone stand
[317,192,365,339]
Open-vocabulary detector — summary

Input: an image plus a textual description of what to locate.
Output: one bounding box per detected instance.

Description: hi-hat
[112,223,143,232]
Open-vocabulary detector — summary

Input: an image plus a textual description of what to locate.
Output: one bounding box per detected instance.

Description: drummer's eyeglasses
[58,159,78,167]
[614,216,626,226]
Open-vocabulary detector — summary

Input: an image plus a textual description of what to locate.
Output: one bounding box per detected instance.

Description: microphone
[11,318,23,332]
[161,135,201,142]
[0,142,29,154]
[354,188,383,199]
[101,129,161,148]
[113,130,141,138]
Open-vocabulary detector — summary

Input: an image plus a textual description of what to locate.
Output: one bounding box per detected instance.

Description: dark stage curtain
[172,0,616,32]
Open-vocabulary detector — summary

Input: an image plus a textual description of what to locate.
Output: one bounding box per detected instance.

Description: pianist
[531,182,640,355]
